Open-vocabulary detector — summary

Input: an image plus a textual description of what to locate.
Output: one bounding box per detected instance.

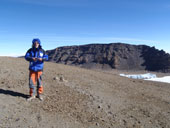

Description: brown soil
[0,57,170,128]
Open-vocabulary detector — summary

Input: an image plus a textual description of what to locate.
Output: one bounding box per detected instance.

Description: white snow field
[120,73,170,84]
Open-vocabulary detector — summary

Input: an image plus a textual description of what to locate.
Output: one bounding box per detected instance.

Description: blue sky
[0,0,170,56]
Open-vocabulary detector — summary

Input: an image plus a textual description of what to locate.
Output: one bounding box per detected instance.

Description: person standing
[25,38,48,101]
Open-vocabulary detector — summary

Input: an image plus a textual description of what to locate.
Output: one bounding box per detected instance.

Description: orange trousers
[29,70,43,96]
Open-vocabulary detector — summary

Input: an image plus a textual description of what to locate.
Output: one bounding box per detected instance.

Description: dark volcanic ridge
[46,43,170,72]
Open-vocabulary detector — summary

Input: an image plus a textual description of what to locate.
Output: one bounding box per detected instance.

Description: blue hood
[32,38,41,45]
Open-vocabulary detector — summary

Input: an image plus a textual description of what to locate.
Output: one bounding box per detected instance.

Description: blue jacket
[25,47,48,72]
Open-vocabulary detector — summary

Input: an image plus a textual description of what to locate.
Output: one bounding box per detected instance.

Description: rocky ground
[0,57,170,128]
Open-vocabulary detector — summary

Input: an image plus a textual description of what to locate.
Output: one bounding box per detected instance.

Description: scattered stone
[15,118,20,122]
[108,105,111,109]
[53,74,67,82]
[96,122,99,126]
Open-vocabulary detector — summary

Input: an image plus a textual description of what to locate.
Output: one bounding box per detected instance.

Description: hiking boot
[27,95,36,101]
[37,94,43,101]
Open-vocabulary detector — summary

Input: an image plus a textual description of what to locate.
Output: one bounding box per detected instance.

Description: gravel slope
[0,57,170,128]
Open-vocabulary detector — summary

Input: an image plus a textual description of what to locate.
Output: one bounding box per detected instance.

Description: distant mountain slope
[46,43,170,72]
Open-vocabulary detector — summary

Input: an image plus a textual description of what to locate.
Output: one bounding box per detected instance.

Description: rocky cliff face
[46,43,170,72]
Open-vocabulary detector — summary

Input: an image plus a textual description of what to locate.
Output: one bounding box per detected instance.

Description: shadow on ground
[0,88,28,99]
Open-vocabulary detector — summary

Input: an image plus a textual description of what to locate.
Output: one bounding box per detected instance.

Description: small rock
[59,76,64,82]
[96,122,99,126]
[53,77,59,80]
[108,111,112,115]
[53,74,67,82]
[108,105,111,109]
[16,118,20,122]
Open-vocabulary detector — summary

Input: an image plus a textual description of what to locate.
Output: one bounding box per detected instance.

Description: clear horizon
[0,0,170,56]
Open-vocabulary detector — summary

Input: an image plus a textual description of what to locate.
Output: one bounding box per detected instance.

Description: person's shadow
[0,88,28,99]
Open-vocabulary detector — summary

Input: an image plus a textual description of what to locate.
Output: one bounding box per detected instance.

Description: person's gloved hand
[32,57,37,61]
[37,58,43,61]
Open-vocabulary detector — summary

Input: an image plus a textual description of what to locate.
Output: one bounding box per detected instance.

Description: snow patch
[119,73,157,79]
[120,73,170,84]
[145,76,170,84]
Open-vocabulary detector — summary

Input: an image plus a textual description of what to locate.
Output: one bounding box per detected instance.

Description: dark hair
[32,44,42,49]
